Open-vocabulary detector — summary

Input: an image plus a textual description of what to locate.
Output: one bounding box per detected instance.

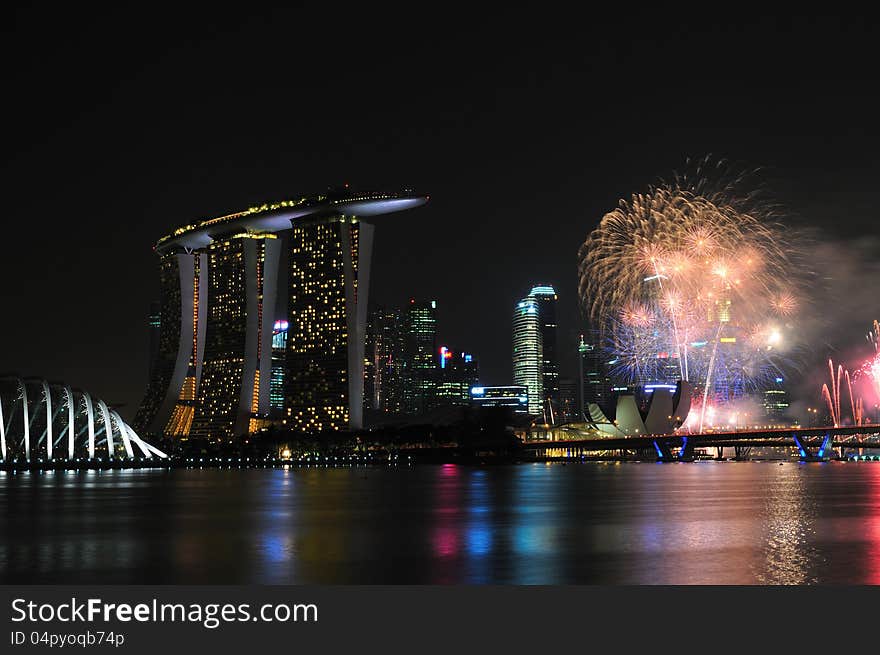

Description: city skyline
[4,9,880,422]
[9,6,880,603]
[128,191,880,432]
[5,168,880,426]
[135,190,427,436]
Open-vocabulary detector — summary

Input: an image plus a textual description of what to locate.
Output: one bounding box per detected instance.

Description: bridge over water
[522,424,880,462]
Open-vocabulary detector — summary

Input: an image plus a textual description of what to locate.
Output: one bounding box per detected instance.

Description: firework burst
[578,157,809,431]
[854,320,880,402]
[823,358,864,427]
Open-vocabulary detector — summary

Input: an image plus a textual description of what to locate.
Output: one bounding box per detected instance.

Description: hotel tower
[134,189,428,438]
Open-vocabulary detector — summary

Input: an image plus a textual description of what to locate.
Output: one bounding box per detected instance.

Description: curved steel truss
[0,377,167,462]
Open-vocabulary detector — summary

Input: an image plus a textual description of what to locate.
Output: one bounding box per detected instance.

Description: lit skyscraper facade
[512,296,543,415]
[190,233,280,438]
[528,285,559,406]
[365,304,457,417]
[285,217,371,432]
[134,251,207,437]
[364,306,406,415]
[434,347,479,407]
[579,333,612,418]
[558,377,578,422]
[363,313,377,415]
[135,189,427,438]
[403,299,437,415]
[270,320,288,415]
[762,376,790,420]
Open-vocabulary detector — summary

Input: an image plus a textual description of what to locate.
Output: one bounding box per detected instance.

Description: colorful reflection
[430,464,462,582]
[509,465,562,584]
[755,464,819,584]
[5,463,880,583]
[867,466,880,585]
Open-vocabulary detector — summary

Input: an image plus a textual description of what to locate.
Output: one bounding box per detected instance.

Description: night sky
[4,8,880,418]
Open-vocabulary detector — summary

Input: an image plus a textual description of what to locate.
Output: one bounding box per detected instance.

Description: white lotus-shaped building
[587,381,693,437]
[0,377,166,463]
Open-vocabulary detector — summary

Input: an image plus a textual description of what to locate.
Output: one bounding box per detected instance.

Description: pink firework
[855,320,880,402]
[864,359,880,399]
[822,358,864,427]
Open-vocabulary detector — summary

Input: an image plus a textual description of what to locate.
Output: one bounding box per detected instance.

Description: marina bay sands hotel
[134,188,428,439]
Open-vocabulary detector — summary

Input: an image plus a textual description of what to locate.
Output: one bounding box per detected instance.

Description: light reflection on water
[3,462,880,584]
[867,466,880,585]
[755,464,821,584]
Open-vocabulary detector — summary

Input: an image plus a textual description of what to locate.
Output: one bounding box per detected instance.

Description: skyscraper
[285,216,371,432]
[762,376,790,421]
[434,347,479,407]
[270,320,288,416]
[190,233,280,438]
[558,377,578,423]
[403,299,437,415]
[528,285,559,406]
[512,296,543,415]
[363,306,407,416]
[579,333,612,419]
[135,189,427,437]
[363,312,378,416]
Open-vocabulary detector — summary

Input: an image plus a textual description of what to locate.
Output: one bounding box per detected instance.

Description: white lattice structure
[0,377,166,463]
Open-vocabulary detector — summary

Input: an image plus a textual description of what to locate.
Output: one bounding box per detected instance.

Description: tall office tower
[528,285,559,405]
[403,299,437,415]
[512,296,544,415]
[557,377,578,422]
[434,347,479,407]
[762,376,789,421]
[286,217,372,432]
[458,351,479,402]
[147,301,161,380]
[363,313,377,416]
[135,189,427,437]
[190,233,280,438]
[270,319,288,416]
[363,306,407,415]
[578,333,612,418]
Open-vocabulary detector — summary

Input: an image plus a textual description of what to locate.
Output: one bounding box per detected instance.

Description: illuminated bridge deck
[522,424,880,458]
